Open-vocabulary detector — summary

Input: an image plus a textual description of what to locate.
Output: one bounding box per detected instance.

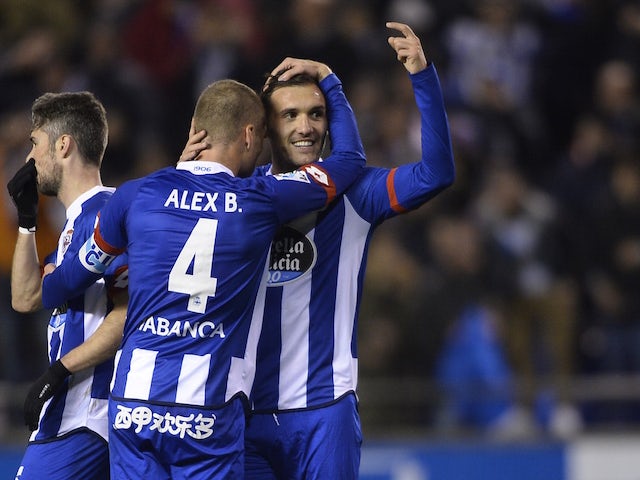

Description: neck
[271,156,296,175]
[58,163,103,209]
[197,142,244,176]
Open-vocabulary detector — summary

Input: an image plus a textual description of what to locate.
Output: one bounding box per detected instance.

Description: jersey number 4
[168,218,218,313]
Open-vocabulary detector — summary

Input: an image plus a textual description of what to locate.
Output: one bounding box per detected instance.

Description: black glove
[7,158,38,230]
[24,359,71,431]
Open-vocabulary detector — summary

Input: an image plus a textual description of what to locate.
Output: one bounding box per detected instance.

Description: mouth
[292,140,314,148]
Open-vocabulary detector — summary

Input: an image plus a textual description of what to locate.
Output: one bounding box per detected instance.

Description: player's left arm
[178,117,209,163]
[41,182,134,308]
[371,22,455,218]
[23,285,128,430]
[62,287,128,372]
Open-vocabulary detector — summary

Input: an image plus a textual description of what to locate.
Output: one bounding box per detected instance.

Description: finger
[188,129,207,145]
[386,21,416,39]
[42,263,56,276]
[189,118,196,137]
[269,57,295,78]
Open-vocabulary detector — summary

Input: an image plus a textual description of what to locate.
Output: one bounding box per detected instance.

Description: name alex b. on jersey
[164,189,241,212]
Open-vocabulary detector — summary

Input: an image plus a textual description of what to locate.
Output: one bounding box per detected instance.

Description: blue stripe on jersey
[252,287,283,408]
[149,354,179,401]
[92,361,113,400]
[38,386,69,438]
[49,323,62,364]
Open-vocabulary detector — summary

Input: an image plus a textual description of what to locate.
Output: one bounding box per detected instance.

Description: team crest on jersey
[49,309,67,330]
[267,225,317,286]
[61,228,73,255]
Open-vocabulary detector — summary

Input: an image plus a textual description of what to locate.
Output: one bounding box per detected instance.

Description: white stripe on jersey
[278,229,315,409]
[333,198,369,397]
[111,349,122,392]
[176,354,210,405]
[59,369,94,431]
[124,348,157,400]
[226,258,270,402]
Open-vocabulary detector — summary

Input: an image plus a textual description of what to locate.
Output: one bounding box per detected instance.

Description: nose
[296,115,313,135]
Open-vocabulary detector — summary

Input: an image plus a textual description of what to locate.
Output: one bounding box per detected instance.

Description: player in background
[39,59,364,479]
[180,22,455,479]
[7,91,128,480]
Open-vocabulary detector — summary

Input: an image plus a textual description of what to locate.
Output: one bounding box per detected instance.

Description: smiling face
[267,83,328,173]
[28,128,63,196]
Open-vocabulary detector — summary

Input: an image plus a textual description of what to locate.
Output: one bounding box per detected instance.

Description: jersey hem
[28,426,108,446]
[110,391,251,414]
[250,390,357,415]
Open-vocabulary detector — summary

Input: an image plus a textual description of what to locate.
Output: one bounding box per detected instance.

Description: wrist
[317,65,332,81]
[18,212,37,231]
[51,359,72,378]
[18,226,36,234]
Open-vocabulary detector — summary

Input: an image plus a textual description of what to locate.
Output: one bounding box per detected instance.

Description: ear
[244,124,255,151]
[57,134,74,159]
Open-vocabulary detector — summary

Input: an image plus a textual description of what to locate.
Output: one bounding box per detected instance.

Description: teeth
[293,141,313,147]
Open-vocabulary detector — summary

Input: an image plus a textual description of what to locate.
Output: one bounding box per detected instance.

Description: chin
[292,154,318,167]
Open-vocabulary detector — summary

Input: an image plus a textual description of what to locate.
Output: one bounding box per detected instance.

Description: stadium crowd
[1,0,640,439]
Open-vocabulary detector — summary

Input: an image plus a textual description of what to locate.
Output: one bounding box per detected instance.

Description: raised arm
[354,22,455,221]
[8,159,44,312]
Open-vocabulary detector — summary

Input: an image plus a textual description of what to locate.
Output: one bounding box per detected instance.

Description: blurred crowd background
[2,0,640,443]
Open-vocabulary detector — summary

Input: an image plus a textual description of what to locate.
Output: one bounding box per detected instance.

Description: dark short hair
[31,91,108,167]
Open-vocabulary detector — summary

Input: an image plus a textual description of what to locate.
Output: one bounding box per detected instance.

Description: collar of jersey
[177,161,234,176]
[67,185,116,218]
[265,157,324,176]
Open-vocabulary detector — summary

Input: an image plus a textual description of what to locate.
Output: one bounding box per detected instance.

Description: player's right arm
[10,229,43,312]
[7,159,43,312]
[41,180,136,309]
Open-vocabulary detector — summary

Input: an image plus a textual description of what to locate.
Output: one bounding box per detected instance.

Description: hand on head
[264,58,333,91]
[178,118,209,163]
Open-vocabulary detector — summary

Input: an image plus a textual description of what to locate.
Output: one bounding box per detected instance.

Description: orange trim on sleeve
[387,168,408,213]
[301,164,337,205]
[94,219,125,256]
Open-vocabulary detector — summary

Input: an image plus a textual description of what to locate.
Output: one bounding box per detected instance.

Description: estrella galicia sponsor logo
[50,304,68,329]
[267,225,316,286]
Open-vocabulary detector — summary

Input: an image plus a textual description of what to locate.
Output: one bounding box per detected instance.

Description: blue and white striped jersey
[42,73,365,410]
[250,65,455,411]
[32,186,128,442]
